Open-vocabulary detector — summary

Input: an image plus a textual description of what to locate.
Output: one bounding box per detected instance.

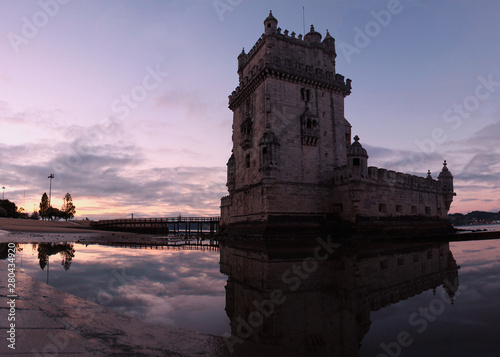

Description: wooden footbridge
[92,216,220,235]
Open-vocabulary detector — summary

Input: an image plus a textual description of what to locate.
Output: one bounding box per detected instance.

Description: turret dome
[438,160,453,180]
[304,24,322,43]
[348,135,368,158]
[264,11,278,35]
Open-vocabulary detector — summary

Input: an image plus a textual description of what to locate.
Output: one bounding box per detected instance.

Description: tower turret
[304,24,322,43]
[264,11,278,35]
[226,153,236,193]
[438,160,455,210]
[347,136,368,178]
[322,29,336,59]
[237,48,247,80]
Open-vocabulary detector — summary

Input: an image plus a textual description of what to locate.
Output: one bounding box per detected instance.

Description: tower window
[301,88,310,101]
[353,158,360,166]
[245,154,250,168]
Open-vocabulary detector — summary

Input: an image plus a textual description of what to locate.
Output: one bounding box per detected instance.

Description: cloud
[0,134,226,218]
[363,143,446,176]
[459,153,500,184]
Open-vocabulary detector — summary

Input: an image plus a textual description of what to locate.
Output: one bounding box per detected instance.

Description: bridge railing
[95,217,220,224]
[91,217,220,235]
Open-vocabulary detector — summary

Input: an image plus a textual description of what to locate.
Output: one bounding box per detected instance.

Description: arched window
[301,110,320,146]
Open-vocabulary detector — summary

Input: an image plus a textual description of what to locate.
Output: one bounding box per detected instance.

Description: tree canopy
[61,193,76,221]
[39,193,50,219]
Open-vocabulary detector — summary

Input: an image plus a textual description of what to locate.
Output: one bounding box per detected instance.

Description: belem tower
[220,12,455,235]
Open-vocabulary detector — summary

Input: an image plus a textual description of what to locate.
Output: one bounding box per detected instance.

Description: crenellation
[366,166,376,179]
[378,168,387,182]
[387,170,396,183]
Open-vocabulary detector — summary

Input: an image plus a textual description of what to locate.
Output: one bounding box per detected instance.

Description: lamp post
[48,174,54,207]
[1,186,4,200]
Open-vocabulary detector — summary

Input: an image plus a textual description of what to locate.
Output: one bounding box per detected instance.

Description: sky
[1,0,500,219]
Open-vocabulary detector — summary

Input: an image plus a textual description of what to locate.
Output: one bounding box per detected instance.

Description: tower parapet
[229,15,351,110]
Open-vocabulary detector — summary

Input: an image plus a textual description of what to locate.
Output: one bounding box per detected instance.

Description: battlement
[241,25,332,68]
[334,165,444,193]
[229,16,351,109]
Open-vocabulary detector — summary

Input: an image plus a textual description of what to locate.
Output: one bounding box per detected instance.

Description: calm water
[13,241,230,336]
[4,235,500,356]
[359,239,500,357]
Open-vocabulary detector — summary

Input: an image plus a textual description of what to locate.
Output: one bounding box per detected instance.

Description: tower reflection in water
[220,236,459,356]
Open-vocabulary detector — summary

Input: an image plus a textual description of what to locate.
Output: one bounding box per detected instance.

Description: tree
[39,193,49,220]
[61,193,76,221]
[45,206,64,221]
[0,199,18,218]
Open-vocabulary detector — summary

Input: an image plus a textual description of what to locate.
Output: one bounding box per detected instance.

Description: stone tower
[220,12,455,235]
[220,11,352,231]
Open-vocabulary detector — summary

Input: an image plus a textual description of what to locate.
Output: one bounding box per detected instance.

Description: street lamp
[1,186,4,200]
[48,174,54,206]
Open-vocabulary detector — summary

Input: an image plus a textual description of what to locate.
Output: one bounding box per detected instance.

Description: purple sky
[1,0,500,219]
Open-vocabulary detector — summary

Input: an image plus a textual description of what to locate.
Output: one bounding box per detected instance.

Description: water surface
[14,241,230,336]
[7,236,500,356]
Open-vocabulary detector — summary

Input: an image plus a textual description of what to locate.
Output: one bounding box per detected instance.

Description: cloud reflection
[18,243,230,335]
